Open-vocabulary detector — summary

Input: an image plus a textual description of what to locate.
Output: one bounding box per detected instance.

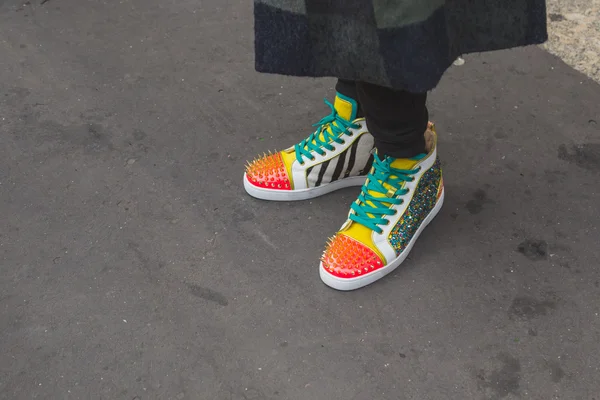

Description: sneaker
[244,93,375,201]
[320,123,444,290]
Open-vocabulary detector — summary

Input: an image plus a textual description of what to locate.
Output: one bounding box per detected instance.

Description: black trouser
[336,79,428,159]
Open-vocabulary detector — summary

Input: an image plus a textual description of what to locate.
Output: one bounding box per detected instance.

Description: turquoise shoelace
[349,155,421,234]
[294,100,360,165]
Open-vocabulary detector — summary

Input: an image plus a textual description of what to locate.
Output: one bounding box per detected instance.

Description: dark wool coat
[254,0,548,92]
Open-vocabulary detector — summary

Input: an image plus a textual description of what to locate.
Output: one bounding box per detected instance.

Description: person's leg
[356,81,428,158]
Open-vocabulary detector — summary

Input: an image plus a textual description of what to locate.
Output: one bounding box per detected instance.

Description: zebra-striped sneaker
[244,93,375,201]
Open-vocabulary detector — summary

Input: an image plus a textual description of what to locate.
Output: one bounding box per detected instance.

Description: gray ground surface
[1,1,600,399]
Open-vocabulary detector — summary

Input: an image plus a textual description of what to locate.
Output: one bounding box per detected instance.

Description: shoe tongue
[359,154,425,221]
[389,153,425,170]
[333,92,358,121]
[312,92,359,147]
[375,154,425,199]
[342,154,422,255]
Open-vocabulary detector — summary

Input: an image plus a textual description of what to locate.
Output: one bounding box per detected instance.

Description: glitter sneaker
[244,93,375,201]
[320,123,444,290]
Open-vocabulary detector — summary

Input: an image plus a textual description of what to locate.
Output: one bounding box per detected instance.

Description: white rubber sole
[243,173,367,201]
[320,190,445,291]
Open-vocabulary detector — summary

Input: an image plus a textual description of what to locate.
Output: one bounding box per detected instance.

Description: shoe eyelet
[311,157,316,161]
[340,140,346,144]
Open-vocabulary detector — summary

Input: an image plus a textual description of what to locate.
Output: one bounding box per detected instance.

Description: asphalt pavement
[1,0,600,399]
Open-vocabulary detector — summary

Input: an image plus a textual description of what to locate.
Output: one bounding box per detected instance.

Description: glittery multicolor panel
[389,157,442,255]
[246,152,291,190]
[321,234,384,278]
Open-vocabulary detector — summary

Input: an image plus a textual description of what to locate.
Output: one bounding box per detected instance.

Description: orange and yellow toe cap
[246,152,291,190]
[321,234,384,278]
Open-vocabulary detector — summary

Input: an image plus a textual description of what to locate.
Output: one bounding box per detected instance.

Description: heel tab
[425,122,437,153]
[427,122,436,134]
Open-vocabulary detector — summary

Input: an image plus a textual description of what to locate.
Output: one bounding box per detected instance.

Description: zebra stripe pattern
[306,133,375,188]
